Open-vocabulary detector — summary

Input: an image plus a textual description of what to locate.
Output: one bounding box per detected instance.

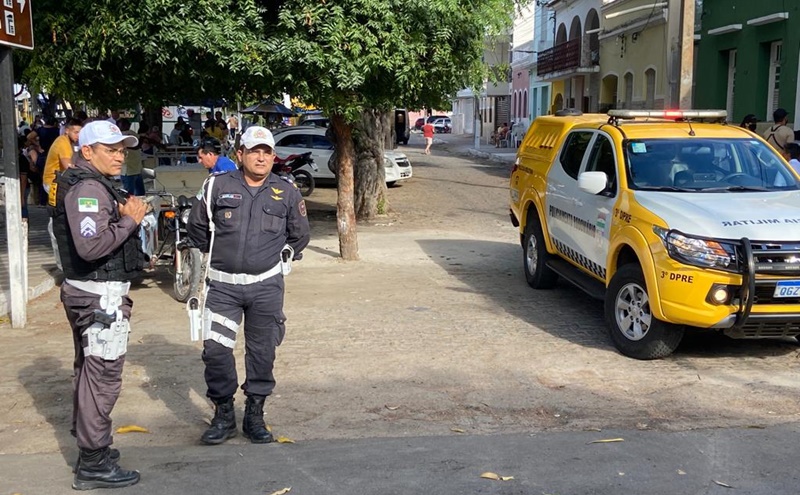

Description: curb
[0,270,61,319]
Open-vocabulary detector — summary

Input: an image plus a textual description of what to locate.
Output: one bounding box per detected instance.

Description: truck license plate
[773,281,800,298]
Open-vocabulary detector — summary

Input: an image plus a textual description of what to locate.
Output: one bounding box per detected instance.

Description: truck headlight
[653,227,737,271]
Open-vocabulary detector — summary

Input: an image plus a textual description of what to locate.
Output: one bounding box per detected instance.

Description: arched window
[523,90,528,118]
[645,68,656,108]
[624,72,634,107]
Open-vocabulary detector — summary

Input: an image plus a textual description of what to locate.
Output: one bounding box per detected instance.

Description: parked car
[298,115,330,128]
[273,126,411,185]
[432,118,452,133]
[426,115,450,123]
[414,118,425,130]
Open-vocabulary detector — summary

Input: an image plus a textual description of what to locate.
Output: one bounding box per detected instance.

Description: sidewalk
[0,204,61,319]
[432,131,518,164]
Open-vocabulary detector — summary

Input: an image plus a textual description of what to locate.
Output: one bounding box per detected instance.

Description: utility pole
[1,1,35,327]
[667,0,696,108]
[1,47,26,327]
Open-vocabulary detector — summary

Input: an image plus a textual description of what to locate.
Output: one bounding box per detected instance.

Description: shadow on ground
[417,238,798,359]
[18,356,77,470]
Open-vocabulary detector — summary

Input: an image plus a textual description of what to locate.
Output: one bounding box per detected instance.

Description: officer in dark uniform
[52,120,147,490]
[187,125,310,445]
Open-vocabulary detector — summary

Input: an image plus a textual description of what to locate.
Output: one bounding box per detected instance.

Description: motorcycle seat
[275,153,300,163]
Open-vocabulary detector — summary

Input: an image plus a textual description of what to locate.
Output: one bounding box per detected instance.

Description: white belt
[65,279,131,297]
[207,263,281,285]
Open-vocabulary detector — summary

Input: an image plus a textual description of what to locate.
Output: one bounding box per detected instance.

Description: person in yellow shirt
[43,117,83,201]
[44,117,82,271]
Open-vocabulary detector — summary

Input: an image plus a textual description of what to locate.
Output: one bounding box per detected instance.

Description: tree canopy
[20,0,275,108]
[274,0,514,116]
[19,0,518,258]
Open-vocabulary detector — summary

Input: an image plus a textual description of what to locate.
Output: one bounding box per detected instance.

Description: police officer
[187,126,310,445]
[53,120,147,490]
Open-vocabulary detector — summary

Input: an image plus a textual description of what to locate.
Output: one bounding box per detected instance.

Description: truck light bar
[608,109,728,119]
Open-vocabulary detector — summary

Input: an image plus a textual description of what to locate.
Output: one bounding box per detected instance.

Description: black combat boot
[73,447,120,473]
[242,395,274,444]
[72,447,140,490]
[201,397,237,445]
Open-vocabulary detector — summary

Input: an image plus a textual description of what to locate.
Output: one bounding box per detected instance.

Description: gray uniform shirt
[187,170,311,274]
[64,161,139,262]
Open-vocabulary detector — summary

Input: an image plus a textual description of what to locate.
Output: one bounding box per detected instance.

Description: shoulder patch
[78,197,99,213]
[80,217,97,237]
[298,200,307,217]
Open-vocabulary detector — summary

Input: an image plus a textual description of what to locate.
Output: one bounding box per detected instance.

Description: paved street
[2,135,800,493]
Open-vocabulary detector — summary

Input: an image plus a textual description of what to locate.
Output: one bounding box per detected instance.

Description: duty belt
[65,279,131,309]
[207,263,281,285]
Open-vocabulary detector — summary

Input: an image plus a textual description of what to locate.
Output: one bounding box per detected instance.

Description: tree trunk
[329,113,359,260]
[352,109,388,221]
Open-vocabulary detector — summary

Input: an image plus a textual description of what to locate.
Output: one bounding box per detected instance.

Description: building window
[523,90,528,118]
[624,72,634,107]
[645,68,656,108]
[726,49,736,120]
[767,41,782,117]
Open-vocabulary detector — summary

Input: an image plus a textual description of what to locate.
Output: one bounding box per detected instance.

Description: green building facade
[695,0,800,127]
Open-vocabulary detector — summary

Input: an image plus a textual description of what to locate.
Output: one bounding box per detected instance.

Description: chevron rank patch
[78,197,99,213]
[80,217,97,237]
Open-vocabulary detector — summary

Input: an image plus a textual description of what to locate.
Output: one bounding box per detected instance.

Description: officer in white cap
[51,120,147,490]
[187,126,310,445]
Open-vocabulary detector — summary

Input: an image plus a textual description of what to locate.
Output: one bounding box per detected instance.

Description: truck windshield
[625,138,798,192]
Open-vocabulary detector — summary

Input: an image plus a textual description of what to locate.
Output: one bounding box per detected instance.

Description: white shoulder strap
[205,175,216,233]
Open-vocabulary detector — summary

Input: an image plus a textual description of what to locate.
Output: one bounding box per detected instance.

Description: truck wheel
[523,213,558,289]
[605,264,684,359]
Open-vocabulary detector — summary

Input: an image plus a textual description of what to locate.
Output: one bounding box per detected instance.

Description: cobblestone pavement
[1,135,800,465]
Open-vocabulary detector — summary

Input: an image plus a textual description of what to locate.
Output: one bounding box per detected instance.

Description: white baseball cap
[240,126,275,149]
[79,120,139,148]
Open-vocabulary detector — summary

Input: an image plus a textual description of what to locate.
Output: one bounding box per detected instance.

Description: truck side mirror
[578,171,608,195]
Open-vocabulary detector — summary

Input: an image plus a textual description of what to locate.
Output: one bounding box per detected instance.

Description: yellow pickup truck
[509,109,800,359]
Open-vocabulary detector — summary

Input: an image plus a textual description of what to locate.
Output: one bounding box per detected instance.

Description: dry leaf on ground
[268,488,291,495]
[276,436,295,444]
[450,427,465,433]
[385,405,400,410]
[713,480,733,488]
[480,472,514,481]
[588,438,624,444]
[115,425,149,434]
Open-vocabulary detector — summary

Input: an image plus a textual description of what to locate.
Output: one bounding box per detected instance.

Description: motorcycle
[140,168,203,302]
[274,151,317,197]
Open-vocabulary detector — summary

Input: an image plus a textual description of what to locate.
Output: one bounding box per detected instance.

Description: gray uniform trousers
[202,275,286,400]
[62,282,132,450]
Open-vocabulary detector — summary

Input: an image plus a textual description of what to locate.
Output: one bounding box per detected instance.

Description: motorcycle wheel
[173,246,202,303]
[293,170,315,197]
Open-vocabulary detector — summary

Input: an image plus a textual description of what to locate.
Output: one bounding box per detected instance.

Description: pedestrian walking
[52,120,147,490]
[785,142,800,175]
[422,120,434,155]
[24,130,46,206]
[197,138,237,175]
[186,126,310,445]
[118,118,146,196]
[740,114,758,132]
[226,114,239,140]
[44,117,83,271]
[763,108,794,154]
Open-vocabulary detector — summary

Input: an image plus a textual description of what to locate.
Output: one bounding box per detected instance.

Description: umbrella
[241,100,294,116]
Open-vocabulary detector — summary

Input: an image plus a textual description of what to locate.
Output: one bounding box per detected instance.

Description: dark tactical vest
[50,167,145,281]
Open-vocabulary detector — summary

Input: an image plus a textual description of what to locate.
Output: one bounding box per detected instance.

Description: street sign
[0,0,32,50]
